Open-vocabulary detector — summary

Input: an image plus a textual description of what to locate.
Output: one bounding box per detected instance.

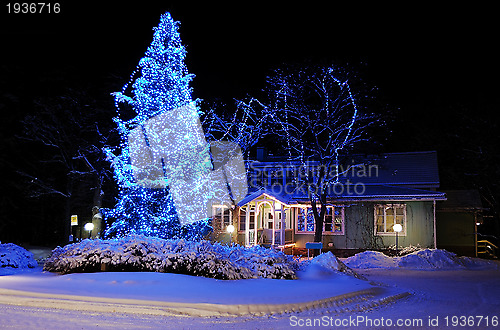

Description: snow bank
[345,248,499,270]
[400,249,499,270]
[459,256,500,270]
[299,252,365,279]
[0,243,38,269]
[398,249,464,269]
[44,235,298,280]
[344,251,398,269]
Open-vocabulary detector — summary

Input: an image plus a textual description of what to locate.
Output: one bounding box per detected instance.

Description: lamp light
[393,223,402,256]
[84,222,94,239]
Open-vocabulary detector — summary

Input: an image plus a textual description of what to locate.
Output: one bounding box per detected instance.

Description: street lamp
[226,224,235,244]
[84,222,94,239]
[393,223,402,255]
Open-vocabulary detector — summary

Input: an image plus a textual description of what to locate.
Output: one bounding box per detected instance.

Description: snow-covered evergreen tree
[102,12,209,240]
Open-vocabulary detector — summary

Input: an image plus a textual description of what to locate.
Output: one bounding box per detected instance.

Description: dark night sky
[1,2,499,243]
[1,2,499,158]
[1,3,498,111]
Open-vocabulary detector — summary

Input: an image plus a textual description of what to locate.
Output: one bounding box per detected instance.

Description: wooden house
[210,151,446,254]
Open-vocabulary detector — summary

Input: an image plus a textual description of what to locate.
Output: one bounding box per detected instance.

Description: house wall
[293,201,435,250]
[388,201,435,248]
[436,211,476,256]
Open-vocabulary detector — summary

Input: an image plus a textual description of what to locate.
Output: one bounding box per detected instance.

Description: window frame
[374,203,407,236]
[295,206,345,235]
[212,205,232,232]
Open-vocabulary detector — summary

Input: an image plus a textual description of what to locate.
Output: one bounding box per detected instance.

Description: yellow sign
[71,215,78,226]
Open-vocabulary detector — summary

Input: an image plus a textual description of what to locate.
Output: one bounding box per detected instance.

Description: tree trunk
[311,167,327,243]
[62,180,73,245]
[313,200,327,243]
[92,175,104,237]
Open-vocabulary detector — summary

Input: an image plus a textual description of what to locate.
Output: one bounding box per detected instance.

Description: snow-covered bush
[386,244,422,257]
[0,243,38,268]
[44,235,298,279]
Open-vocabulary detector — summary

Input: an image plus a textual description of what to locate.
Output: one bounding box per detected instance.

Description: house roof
[248,151,441,189]
[237,184,446,207]
[344,151,441,188]
[436,190,484,211]
[238,150,445,206]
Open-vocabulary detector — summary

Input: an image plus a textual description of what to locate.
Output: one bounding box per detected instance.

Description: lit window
[297,208,315,232]
[374,204,406,236]
[297,206,344,235]
[212,205,231,232]
[238,208,246,231]
[324,207,345,235]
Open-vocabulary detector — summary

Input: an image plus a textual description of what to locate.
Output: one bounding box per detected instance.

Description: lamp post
[226,224,235,244]
[84,222,94,239]
[393,223,402,255]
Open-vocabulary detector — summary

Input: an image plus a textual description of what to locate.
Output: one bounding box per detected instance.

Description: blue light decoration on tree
[102,12,210,240]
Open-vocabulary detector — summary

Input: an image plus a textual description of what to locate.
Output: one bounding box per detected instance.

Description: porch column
[271,201,275,246]
[433,200,437,248]
[254,203,258,246]
[280,207,285,245]
[245,205,249,246]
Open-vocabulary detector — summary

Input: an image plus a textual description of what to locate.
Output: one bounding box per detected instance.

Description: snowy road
[353,269,500,328]
[0,267,499,329]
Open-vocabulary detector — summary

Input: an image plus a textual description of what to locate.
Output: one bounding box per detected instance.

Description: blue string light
[102,12,210,240]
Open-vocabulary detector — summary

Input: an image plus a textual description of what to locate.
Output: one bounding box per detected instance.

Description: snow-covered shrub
[44,235,298,279]
[387,244,423,257]
[0,243,38,268]
[208,243,299,279]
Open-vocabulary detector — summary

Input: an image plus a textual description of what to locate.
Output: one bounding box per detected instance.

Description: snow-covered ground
[0,266,374,306]
[1,266,499,329]
[0,246,499,329]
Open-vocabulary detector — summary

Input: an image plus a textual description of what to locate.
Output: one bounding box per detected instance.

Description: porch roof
[237,184,446,207]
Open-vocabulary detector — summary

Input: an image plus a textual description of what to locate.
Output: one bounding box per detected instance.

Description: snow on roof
[437,190,484,211]
[237,184,446,207]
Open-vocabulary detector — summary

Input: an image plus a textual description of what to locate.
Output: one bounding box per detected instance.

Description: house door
[265,210,274,229]
[262,209,274,244]
[246,208,257,246]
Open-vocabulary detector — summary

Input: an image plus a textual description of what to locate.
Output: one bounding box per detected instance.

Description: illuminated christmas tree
[102,12,210,240]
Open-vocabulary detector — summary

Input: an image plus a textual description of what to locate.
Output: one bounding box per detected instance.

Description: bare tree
[201,99,275,157]
[240,64,379,242]
[19,88,115,243]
